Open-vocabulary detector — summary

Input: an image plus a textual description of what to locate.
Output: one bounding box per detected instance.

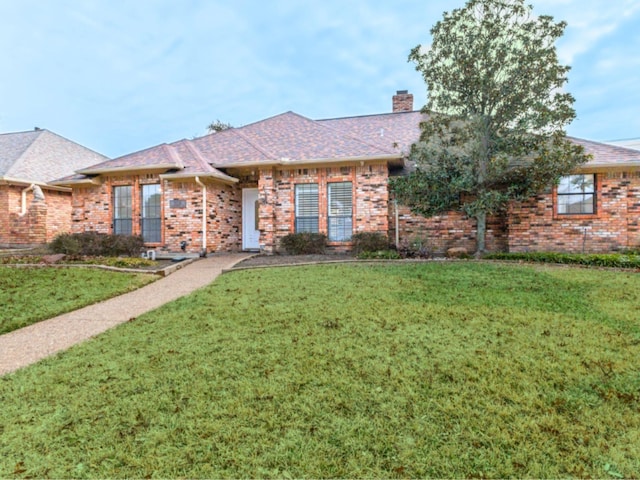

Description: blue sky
[1,0,638,158]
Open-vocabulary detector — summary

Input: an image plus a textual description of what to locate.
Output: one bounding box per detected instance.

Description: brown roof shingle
[53,109,640,185]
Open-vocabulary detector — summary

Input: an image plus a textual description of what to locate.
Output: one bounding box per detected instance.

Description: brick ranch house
[52,92,640,255]
[0,129,109,247]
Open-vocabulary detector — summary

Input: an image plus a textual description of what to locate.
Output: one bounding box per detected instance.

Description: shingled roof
[192,111,405,167]
[0,129,108,185]
[570,137,640,169]
[52,109,640,186]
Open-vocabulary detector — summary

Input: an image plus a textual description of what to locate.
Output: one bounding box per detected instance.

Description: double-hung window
[295,183,319,233]
[113,186,132,235]
[557,174,596,215]
[328,182,352,241]
[141,184,162,243]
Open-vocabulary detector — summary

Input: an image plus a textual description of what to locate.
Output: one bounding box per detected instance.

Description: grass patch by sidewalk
[0,267,156,334]
[1,262,640,477]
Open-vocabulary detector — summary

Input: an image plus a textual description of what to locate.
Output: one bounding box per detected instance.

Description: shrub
[280,233,327,255]
[351,232,390,254]
[50,232,144,257]
[397,235,432,259]
[49,233,81,256]
[357,249,401,260]
[484,251,640,269]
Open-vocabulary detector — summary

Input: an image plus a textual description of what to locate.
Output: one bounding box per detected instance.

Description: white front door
[242,188,260,250]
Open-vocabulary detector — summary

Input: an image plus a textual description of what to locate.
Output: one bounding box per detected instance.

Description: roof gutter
[76,163,183,175]
[49,177,102,187]
[576,162,640,172]
[159,171,238,185]
[212,153,404,169]
[0,176,71,192]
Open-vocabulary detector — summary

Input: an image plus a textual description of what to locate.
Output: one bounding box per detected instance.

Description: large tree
[391,0,590,255]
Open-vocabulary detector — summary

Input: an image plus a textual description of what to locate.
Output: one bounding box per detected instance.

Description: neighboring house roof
[0,129,108,186]
[606,138,640,151]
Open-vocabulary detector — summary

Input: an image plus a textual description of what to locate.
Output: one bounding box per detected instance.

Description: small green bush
[351,232,390,254]
[357,249,401,260]
[50,232,144,257]
[484,251,640,269]
[280,233,327,255]
[397,235,432,258]
[49,233,81,256]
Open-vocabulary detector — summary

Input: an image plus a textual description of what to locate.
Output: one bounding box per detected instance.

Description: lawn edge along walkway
[0,253,251,376]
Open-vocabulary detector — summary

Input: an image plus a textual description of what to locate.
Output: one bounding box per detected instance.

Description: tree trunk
[475,210,487,258]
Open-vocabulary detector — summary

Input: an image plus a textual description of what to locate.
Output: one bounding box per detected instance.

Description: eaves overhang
[575,162,640,173]
[49,177,102,187]
[159,171,239,185]
[0,176,72,192]
[76,163,183,175]
[213,153,404,170]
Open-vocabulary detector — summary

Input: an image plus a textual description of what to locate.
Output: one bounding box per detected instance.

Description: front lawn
[0,267,156,334]
[1,263,639,478]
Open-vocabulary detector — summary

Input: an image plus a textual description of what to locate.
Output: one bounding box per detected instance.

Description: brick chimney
[392,90,413,112]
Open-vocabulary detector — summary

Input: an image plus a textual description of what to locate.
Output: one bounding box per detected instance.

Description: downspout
[195,176,207,256]
[21,184,35,215]
[394,199,400,249]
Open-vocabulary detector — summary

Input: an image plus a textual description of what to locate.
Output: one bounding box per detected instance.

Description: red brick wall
[508,171,640,253]
[0,185,72,246]
[44,190,73,242]
[258,163,389,253]
[162,179,242,253]
[70,175,243,254]
[388,200,508,255]
[0,186,10,244]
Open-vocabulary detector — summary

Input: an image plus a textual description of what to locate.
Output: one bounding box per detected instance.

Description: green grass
[1,263,640,478]
[0,267,156,334]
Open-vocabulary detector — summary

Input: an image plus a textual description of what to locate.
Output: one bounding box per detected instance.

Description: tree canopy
[207,119,233,133]
[391,0,590,255]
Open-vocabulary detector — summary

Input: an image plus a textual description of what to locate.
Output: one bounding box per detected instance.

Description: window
[557,174,595,215]
[141,184,162,242]
[113,186,132,235]
[328,182,352,241]
[295,183,319,233]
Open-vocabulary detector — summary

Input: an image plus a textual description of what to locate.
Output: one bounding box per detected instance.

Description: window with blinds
[328,182,352,241]
[295,183,319,233]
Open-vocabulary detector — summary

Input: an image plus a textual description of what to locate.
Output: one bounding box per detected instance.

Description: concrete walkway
[0,253,251,376]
